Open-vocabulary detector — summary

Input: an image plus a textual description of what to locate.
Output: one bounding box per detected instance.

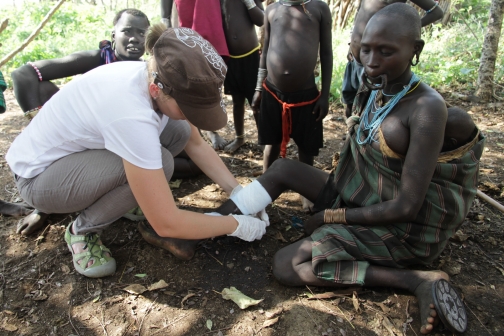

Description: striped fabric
[311,85,484,285]
[99,40,117,65]
[0,70,6,113]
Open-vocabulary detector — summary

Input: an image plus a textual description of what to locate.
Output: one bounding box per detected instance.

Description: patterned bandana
[99,40,117,65]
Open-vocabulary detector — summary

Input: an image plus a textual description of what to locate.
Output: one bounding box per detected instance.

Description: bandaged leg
[230,180,272,215]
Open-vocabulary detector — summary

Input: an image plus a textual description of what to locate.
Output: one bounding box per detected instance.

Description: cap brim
[177,101,228,132]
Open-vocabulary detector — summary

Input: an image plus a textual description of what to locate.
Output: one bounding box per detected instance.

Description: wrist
[255,68,267,91]
[242,0,256,10]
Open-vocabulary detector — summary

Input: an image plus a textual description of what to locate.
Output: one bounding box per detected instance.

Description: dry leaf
[382,316,396,336]
[1,323,18,332]
[181,293,196,308]
[274,231,287,242]
[33,292,48,301]
[148,280,169,291]
[261,316,279,329]
[221,287,263,309]
[61,264,71,274]
[374,302,390,314]
[351,292,360,313]
[265,307,283,319]
[169,179,182,188]
[123,284,147,295]
[307,292,340,300]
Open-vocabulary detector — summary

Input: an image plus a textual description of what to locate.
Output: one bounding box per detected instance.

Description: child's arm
[243,0,265,27]
[251,5,271,116]
[11,50,101,112]
[410,0,444,27]
[160,0,174,27]
[312,2,333,122]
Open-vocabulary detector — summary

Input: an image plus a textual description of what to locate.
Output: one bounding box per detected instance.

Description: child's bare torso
[221,0,260,55]
[350,0,406,63]
[266,1,324,92]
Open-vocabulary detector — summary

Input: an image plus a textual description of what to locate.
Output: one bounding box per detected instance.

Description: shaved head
[368,3,422,41]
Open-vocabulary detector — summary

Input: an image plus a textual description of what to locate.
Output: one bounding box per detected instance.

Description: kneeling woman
[6,26,268,278]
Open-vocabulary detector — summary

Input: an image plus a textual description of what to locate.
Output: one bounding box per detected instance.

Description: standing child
[252,0,332,173]
[221,0,264,152]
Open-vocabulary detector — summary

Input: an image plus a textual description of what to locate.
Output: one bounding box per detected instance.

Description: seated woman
[11,9,201,235]
[144,4,482,334]
[7,25,269,279]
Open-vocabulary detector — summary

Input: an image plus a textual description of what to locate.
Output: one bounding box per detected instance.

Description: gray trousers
[15,119,191,235]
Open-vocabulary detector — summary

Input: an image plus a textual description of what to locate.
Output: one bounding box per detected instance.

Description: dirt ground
[0,88,503,336]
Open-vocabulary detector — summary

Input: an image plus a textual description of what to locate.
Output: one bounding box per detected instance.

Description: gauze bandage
[230,180,272,215]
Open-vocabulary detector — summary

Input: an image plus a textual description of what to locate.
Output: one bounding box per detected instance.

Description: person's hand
[251,91,262,117]
[256,209,269,227]
[313,98,329,122]
[228,215,267,241]
[303,211,325,236]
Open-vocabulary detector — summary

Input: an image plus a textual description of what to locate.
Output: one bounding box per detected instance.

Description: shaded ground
[0,89,503,336]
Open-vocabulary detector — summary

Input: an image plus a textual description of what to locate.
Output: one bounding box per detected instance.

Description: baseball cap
[152,28,227,131]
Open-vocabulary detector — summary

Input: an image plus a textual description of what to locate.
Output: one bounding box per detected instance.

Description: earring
[410,55,420,66]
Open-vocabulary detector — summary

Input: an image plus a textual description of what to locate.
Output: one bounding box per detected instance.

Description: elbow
[397,202,421,222]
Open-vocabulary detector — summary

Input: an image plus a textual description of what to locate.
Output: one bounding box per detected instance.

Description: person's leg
[262,144,281,172]
[0,199,32,218]
[224,94,246,153]
[206,131,227,150]
[273,237,452,335]
[139,159,330,258]
[160,120,202,180]
[17,209,49,235]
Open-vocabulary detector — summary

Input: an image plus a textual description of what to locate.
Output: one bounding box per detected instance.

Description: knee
[268,158,291,176]
[272,249,297,286]
[161,120,191,156]
[161,149,175,180]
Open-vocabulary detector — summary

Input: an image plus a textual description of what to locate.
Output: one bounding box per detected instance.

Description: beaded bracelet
[425,2,439,14]
[24,106,41,120]
[27,62,43,82]
[323,208,347,224]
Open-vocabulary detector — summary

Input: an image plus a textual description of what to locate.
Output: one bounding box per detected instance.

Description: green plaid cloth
[0,71,6,113]
[311,84,484,285]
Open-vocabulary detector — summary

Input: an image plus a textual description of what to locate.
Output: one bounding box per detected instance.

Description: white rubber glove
[228,215,267,242]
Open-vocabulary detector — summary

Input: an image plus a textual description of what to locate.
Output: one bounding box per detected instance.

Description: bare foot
[0,200,32,218]
[224,137,245,153]
[301,196,314,213]
[206,131,227,150]
[138,222,200,260]
[412,270,450,334]
[17,209,49,235]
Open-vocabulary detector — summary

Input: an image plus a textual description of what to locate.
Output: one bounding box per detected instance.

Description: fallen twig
[150,313,190,336]
[477,189,504,213]
[68,304,80,336]
[206,250,223,266]
[465,302,493,336]
[139,298,157,336]
[305,285,356,330]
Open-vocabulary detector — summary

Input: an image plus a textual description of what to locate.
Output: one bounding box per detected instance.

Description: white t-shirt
[7,62,169,178]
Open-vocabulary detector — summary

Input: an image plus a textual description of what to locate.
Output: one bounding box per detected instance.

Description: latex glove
[228,215,267,242]
[255,209,270,227]
[205,212,222,217]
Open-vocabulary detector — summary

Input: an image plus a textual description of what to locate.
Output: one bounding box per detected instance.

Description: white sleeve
[102,115,163,169]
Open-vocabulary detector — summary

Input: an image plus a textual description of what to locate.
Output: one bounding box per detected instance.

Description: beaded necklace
[357,73,420,145]
[279,0,312,16]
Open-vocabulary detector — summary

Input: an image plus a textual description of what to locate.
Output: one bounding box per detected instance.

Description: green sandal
[65,224,116,278]
[122,206,146,221]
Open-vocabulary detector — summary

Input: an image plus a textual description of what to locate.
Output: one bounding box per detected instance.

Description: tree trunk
[475,0,504,102]
[0,0,66,67]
